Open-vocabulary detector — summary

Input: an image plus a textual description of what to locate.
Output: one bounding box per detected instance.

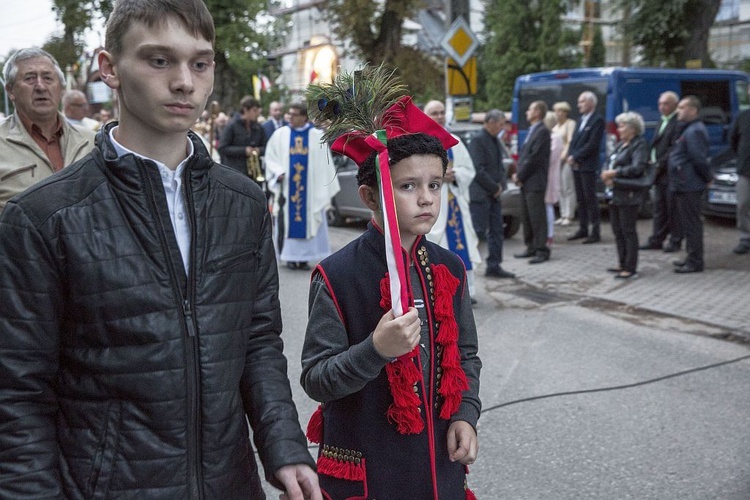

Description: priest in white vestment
[265,102,340,270]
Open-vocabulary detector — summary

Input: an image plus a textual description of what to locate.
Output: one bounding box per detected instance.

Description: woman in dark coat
[601,112,649,279]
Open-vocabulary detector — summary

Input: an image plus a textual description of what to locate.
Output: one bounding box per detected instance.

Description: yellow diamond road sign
[440,17,479,68]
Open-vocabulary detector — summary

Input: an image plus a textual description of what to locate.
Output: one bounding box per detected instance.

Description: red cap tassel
[306,404,324,444]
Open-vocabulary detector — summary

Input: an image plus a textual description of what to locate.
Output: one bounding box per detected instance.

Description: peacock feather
[305,64,409,144]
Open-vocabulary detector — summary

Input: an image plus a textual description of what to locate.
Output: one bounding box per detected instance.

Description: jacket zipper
[181,158,204,499]
[141,157,203,499]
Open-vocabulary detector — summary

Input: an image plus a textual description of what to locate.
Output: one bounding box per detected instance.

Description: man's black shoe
[470,297,478,305]
[673,260,686,267]
[663,243,680,253]
[529,255,549,264]
[674,265,703,274]
[514,249,535,258]
[567,231,588,241]
[485,267,515,279]
[582,236,601,244]
[733,242,750,255]
[639,242,661,250]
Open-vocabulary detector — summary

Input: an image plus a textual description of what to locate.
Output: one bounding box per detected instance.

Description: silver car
[327,130,522,239]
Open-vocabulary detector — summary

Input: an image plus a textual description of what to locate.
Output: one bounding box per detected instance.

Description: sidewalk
[480,219,750,340]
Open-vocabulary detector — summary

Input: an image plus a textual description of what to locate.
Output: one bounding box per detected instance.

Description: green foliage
[46,0,284,112]
[588,25,606,67]
[321,0,440,100]
[481,0,577,110]
[617,0,722,67]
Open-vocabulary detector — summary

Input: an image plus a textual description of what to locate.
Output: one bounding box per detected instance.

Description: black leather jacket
[0,124,313,498]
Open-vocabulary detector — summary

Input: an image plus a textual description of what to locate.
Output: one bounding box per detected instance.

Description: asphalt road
[260,218,750,499]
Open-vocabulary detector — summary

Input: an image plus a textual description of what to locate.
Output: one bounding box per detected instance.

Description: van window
[681,80,731,125]
[738,80,749,112]
[517,81,607,128]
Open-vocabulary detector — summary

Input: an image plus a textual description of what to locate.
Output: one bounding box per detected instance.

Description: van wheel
[504,216,520,239]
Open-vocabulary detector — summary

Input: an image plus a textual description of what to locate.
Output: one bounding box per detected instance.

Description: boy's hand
[275,464,322,500]
[373,307,421,359]
[447,421,478,465]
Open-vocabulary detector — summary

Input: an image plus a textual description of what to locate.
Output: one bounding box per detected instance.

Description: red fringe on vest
[306,404,323,444]
[317,455,366,481]
[431,264,469,420]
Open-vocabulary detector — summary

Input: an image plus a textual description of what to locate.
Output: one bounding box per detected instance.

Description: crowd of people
[0,0,746,496]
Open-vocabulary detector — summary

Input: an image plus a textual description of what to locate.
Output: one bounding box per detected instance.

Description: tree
[49,0,284,111]
[480,0,579,110]
[617,0,722,67]
[588,25,606,67]
[322,0,443,103]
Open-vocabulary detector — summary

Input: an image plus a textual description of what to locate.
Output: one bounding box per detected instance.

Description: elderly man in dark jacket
[0,1,319,498]
[640,91,683,252]
[729,91,750,255]
[567,91,605,244]
[513,100,551,263]
[469,109,515,278]
[670,96,712,274]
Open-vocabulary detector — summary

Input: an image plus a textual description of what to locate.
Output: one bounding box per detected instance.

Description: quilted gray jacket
[0,124,314,499]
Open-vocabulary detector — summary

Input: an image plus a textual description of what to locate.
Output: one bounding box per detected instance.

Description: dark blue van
[511,67,750,162]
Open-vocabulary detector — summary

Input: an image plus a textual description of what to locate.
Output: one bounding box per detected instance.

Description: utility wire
[481,353,750,414]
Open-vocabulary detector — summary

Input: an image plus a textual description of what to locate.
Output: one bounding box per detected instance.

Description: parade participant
[670,96,712,274]
[513,100,552,264]
[0,48,94,211]
[468,109,515,278]
[424,99,482,302]
[265,101,340,270]
[600,112,649,279]
[301,67,482,499]
[567,91,605,244]
[218,95,267,182]
[0,1,319,498]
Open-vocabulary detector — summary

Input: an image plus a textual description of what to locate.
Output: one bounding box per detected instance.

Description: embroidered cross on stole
[288,126,310,238]
[445,149,472,270]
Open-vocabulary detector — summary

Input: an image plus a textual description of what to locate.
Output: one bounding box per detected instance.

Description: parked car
[327,129,522,238]
[326,153,370,226]
[703,149,738,219]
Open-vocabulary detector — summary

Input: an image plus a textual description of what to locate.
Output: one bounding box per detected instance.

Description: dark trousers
[610,203,640,273]
[470,197,504,268]
[675,190,704,269]
[520,189,549,257]
[573,170,600,237]
[648,179,683,247]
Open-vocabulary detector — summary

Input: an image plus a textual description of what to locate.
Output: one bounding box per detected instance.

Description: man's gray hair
[485,109,505,123]
[3,48,65,90]
[580,91,598,107]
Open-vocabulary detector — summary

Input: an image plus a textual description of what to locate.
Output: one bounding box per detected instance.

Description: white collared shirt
[579,112,592,131]
[109,127,193,273]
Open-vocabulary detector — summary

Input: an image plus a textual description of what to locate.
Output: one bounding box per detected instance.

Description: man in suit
[218,96,267,181]
[640,91,683,252]
[566,91,605,244]
[469,109,515,278]
[513,101,551,264]
[670,96,711,274]
[262,101,288,140]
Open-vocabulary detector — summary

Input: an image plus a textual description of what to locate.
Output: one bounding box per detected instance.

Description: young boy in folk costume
[301,68,482,499]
